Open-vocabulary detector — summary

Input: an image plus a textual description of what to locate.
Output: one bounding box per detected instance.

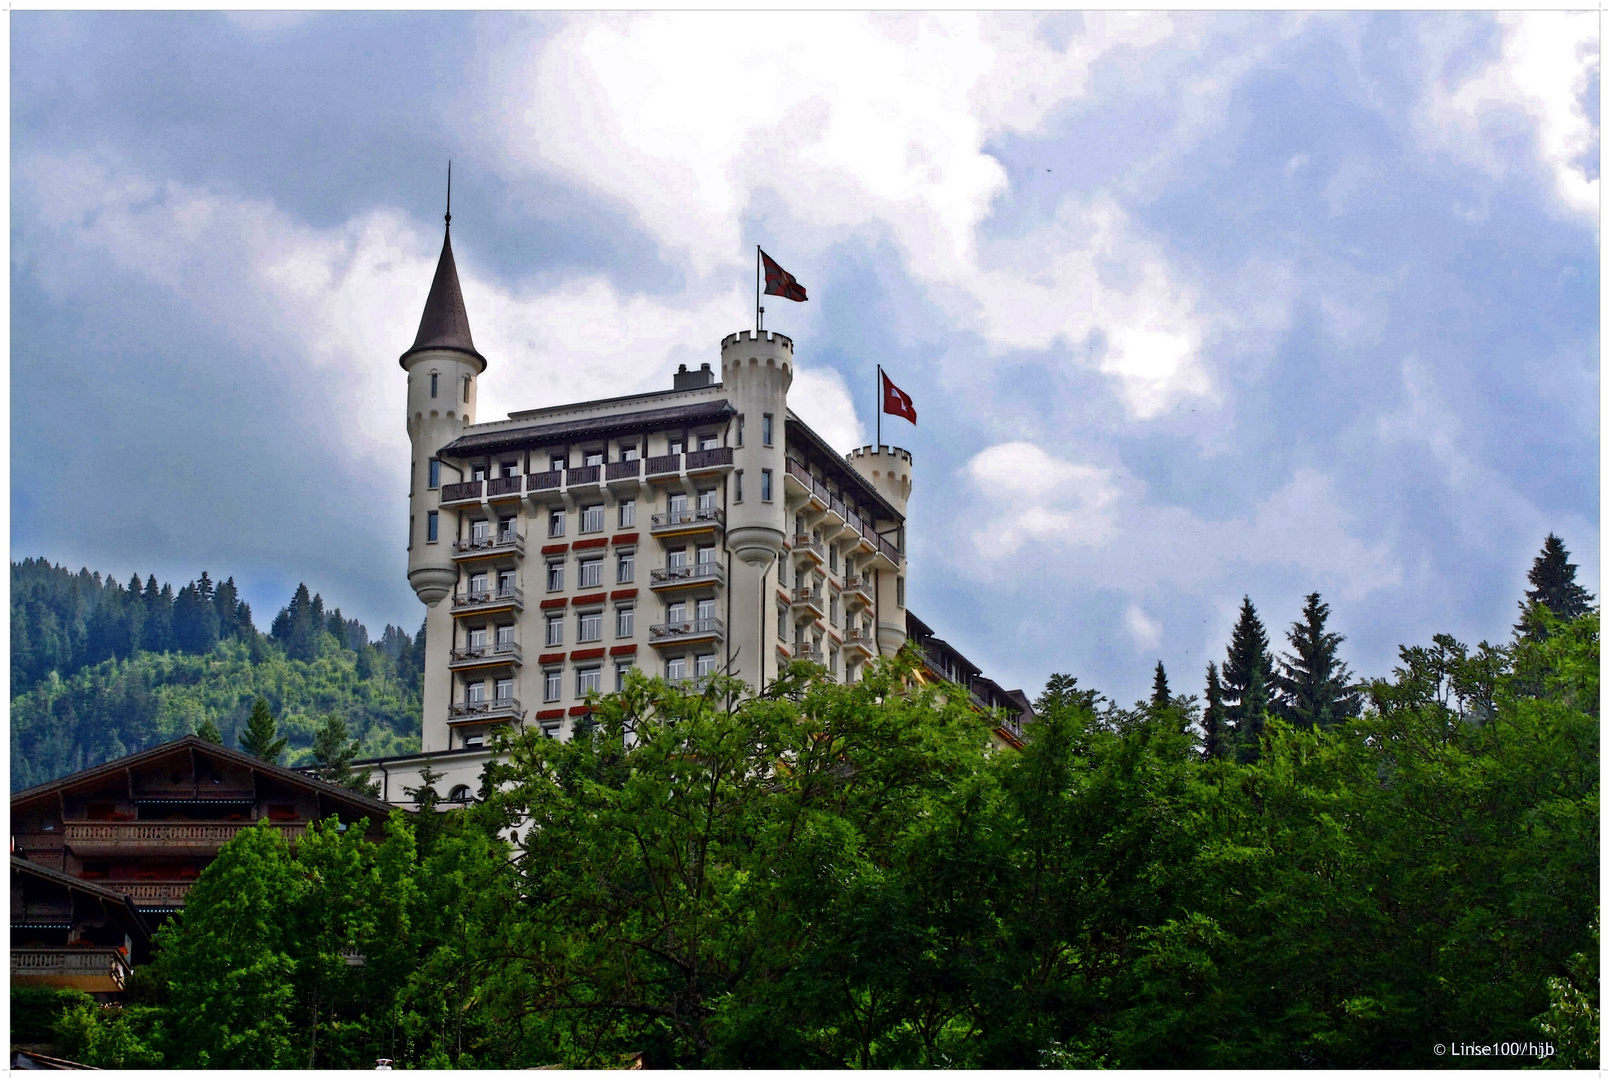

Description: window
[829,593,839,626]
[544,669,562,702]
[449,784,472,803]
[585,450,604,467]
[667,600,687,624]
[548,509,565,538]
[428,458,440,489]
[829,649,839,678]
[578,610,603,643]
[619,499,636,528]
[430,372,439,398]
[697,488,717,512]
[778,606,788,639]
[616,550,635,583]
[761,469,773,502]
[617,606,634,638]
[621,443,640,462]
[546,616,563,648]
[577,666,602,697]
[464,375,472,402]
[829,544,838,572]
[547,561,563,592]
[670,437,685,455]
[409,514,414,550]
[497,570,516,596]
[615,662,635,692]
[500,460,517,478]
[581,504,604,533]
[897,576,905,607]
[498,517,516,542]
[468,626,488,650]
[466,680,486,703]
[700,433,718,450]
[668,546,689,570]
[495,677,513,701]
[666,656,687,681]
[696,597,715,624]
[668,491,688,517]
[734,470,743,502]
[427,511,439,543]
[463,734,484,750]
[736,415,744,447]
[696,545,716,567]
[696,653,717,677]
[580,558,603,588]
[473,464,487,482]
[550,454,566,472]
[471,519,490,543]
[496,625,514,648]
[762,413,773,446]
[469,571,489,596]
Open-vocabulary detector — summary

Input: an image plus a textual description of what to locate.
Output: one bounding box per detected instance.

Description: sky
[10,11,1600,708]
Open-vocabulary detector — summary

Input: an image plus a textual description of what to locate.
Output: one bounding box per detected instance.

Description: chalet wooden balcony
[446,697,523,725]
[113,880,197,907]
[449,642,523,670]
[62,821,306,856]
[783,458,817,503]
[842,576,874,610]
[685,446,733,472]
[12,947,131,991]
[648,617,725,647]
[650,506,724,538]
[440,480,483,505]
[872,533,902,569]
[645,453,682,477]
[648,563,726,592]
[565,465,602,492]
[453,532,525,561]
[606,459,642,484]
[487,475,524,498]
[450,587,524,616]
[790,588,825,622]
[527,470,562,492]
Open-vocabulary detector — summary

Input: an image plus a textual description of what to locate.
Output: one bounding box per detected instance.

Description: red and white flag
[760,249,808,302]
[882,371,917,425]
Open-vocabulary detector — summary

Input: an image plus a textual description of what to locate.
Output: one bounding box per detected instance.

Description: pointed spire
[400,164,483,367]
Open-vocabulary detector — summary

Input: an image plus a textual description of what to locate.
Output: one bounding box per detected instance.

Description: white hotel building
[359,221,1029,806]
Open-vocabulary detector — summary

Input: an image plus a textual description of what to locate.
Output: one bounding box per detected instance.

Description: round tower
[847,445,913,656]
[720,330,793,565]
[402,220,485,605]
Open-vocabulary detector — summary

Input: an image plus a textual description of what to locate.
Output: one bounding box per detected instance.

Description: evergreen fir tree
[1516,534,1595,641]
[1237,662,1270,764]
[1222,597,1273,760]
[1274,592,1360,731]
[1203,663,1226,760]
[195,716,223,744]
[310,714,378,796]
[1150,661,1171,712]
[240,698,288,764]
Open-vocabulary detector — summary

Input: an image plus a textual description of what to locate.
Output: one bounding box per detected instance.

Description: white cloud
[482,11,1219,419]
[788,366,866,454]
[1424,12,1599,218]
[962,441,1120,556]
[1125,604,1163,650]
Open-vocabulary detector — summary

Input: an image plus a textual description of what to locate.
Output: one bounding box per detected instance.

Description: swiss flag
[882,371,917,425]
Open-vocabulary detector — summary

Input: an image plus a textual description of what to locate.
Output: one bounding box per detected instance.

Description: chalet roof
[439,398,736,459]
[11,735,400,820]
[399,226,484,368]
[11,857,153,945]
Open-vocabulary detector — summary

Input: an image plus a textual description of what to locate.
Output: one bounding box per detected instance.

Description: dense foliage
[42,609,1597,1069]
[10,559,424,789]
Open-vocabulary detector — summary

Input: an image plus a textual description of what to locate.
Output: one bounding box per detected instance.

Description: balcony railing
[113,880,196,905]
[842,576,874,607]
[450,642,523,667]
[565,465,601,487]
[785,457,813,488]
[12,947,131,988]
[649,563,726,588]
[451,587,525,613]
[791,645,825,664]
[791,588,825,619]
[645,453,681,476]
[447,697,523,723]
[792,537,825,562]
[62,821,306,851]
[487,475,523,497]
[876,534,902,565]
[685,446,734,470]
[527,470,562,491]
[454,533,525,558]
[650,507,725,533]
[649,617,726,643]
[843,630,877,654]
[606,459,642,481]
[441,480,483,503]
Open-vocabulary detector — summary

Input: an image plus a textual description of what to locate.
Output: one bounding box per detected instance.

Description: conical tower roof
[400,226,485,368]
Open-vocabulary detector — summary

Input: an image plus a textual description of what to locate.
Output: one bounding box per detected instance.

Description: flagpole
[876,365,882,449]
[755,246,760,335]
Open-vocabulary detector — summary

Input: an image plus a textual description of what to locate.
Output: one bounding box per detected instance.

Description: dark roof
[11,735,400,819]
[400,227,484,367]
[12,857,154,945]
[440,399,736,459]
[785,416,901,525]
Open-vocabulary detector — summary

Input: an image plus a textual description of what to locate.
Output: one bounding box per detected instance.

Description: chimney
[673,362,716,391]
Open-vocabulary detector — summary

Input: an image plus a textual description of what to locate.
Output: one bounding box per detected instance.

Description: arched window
[448,784,472,803]
[430,372,439,398]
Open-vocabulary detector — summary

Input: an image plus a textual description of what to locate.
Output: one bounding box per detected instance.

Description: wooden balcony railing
[645,453,681,476]
[62,821,306,850]
[441,480,483,503]
[565,465,601,486]
[685,446,733,470]
[12,947,130,987]
[606,459,642,481]
[487,475,523,497]
[114,880,196,905]
[527,470,562,491]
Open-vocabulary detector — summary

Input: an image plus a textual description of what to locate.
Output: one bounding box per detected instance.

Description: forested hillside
[10,559,424,789]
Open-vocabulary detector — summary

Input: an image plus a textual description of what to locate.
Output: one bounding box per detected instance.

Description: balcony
[874,534,902,569]
[783,457,814,498]
[649,563,726,591]
[447,696,523,725]
[648,617,726,646]
[449,642,523,670]
[843,630,877,656]
[843,576,874,610]
[114,880,196,907]
[12,947,131,992]
[606,459,642,484]
[645,453,682,477]
[685,446,734,472]
[440,480,483,505]
[451,587,524,615]
[453,532,525,561]
[791,536,825,564]
[790,588,825,622]
[487,475,524,498]
[527,470,562,492]
[62,821,306,856]
[790,644,825,665]
[650,506,725,538]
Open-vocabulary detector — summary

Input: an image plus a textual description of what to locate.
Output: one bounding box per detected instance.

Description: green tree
[1150,661,1170,711]
[1222,597,1273,761]
[311,713,378,795]
[1202,662,1226,760]
[1274,592,1359,730]
[195,715,223,744]
[1516,533,1595,641]
[241,697,288,763]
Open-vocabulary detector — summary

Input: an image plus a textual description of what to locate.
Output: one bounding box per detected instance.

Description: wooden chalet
[12,857,153,998]
[11,736,397,930]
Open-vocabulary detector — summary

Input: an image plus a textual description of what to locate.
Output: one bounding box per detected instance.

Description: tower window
[736,415,744,447]
[463,375,471,402]
[762,414,773,446]
[427,511,439,543]
[734,470,743,503]
[897,576,905,607]
[428,459,440,489]
[430,372,439,399]
[761,469,773,502]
